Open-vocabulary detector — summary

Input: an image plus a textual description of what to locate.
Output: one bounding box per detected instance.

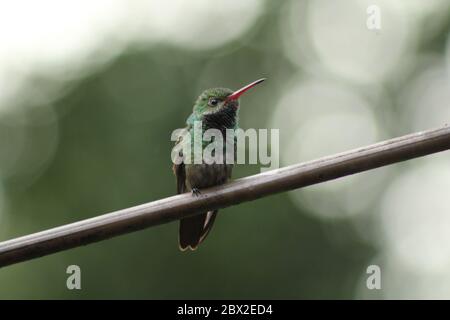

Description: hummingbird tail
[179,210,218,251]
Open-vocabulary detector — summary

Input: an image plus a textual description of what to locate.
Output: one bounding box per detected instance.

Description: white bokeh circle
[378,158,450,273]
[270,78,384,219]
[282,0,414,84]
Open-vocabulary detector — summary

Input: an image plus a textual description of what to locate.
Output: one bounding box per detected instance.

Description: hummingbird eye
[208,98,220,107]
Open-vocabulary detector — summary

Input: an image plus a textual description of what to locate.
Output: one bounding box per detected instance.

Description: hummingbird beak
[226,78,266,102]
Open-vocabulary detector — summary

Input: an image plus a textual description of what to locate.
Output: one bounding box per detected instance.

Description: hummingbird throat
[201,104,238,134]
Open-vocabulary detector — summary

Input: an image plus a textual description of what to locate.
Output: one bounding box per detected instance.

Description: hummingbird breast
[185,163,232,190]
[183,104,237,190]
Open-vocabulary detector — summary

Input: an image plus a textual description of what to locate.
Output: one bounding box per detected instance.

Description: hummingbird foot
[191,188,202,197]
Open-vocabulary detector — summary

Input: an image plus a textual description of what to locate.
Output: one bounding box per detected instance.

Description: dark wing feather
[172,134,186,194]
[172,130,206,250]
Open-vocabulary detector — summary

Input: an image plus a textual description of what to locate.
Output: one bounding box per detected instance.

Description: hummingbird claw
[191,188,202,197]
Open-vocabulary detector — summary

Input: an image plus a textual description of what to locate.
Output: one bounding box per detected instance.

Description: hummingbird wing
[172,132,186,194]
[172,130,205,250]
[174,157,206,250]
[173,161,186,194]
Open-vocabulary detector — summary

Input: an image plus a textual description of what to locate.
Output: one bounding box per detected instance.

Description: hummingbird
[172,78,266,251]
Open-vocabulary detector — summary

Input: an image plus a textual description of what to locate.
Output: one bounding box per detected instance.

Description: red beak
[226,78,266,102]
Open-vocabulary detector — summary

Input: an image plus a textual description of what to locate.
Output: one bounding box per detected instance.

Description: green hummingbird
[172,78,265,251]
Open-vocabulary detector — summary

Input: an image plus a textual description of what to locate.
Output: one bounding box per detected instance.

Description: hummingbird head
[193,87,236,117]
[191,78,266,129]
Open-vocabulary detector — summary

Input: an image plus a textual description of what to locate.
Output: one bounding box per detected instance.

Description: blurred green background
[0,0,450,299]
